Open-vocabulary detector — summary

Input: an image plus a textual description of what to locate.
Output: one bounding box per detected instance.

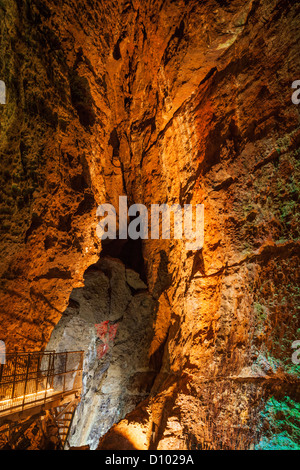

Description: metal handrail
[0,351,84,416]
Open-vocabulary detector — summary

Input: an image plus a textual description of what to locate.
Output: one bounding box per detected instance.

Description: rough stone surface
[46,257,157,449]
[0,0,299,450]
[0,411,61,450]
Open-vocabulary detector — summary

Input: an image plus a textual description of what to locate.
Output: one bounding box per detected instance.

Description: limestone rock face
[0,0,299,450]
[46,257,157,449]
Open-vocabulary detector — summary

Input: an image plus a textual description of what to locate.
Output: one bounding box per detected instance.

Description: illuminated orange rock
[0,0,299,450]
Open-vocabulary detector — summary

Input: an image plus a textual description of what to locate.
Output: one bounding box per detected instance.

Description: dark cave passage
[97,238,147,284]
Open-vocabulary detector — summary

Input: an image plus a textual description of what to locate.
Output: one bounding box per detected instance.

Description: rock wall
[0,0,299,450]
[46,256,157,449]
[0,411,62,450]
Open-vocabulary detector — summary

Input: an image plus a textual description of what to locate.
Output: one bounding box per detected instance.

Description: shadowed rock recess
[0,0,299,450]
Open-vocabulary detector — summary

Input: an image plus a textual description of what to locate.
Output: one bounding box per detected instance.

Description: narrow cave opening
[96,238,147,284]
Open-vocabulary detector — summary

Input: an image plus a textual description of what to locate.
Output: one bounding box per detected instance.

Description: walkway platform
[0,350,84,447]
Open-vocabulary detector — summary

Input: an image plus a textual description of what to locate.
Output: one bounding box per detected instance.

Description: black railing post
[0,363,3,388]
[11,352,18,400]
[44,352,52,406]
[63,352,67,393]
[51,351,55,390]
[22,353,31,410]
[36,354,41,394]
